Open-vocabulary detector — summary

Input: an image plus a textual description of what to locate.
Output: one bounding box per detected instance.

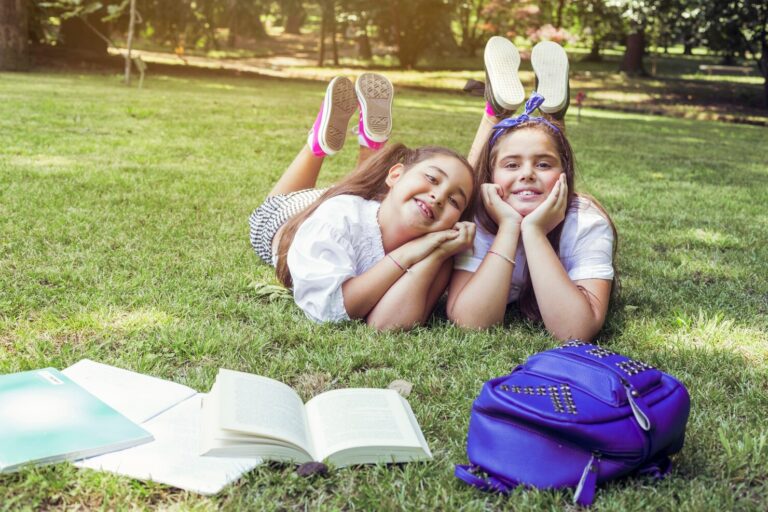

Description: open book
[200,369,432,468]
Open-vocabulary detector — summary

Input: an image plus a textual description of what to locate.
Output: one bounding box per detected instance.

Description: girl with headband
[447,38,617,341]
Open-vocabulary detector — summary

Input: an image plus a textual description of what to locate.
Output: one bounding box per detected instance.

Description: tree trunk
[763,77,768,109]
[317,10,326,66]
[555,0,566,29]
[683,42,693,55]
[357,22,372,60]
[0,0,29,70]
[227,0,238,47]
[759,43,768,109]
[331,6,338,66]
[585,39,602,62]
[125,0,137,85]
[620,29,646,75]
[284,11,305,34]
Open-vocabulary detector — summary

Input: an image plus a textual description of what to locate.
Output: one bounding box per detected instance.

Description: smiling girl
[250,74,478,330]
[447,38,617,341]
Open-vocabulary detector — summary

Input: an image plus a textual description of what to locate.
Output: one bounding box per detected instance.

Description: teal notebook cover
[0,367,153,473]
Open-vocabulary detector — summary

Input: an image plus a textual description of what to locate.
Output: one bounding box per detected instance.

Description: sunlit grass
[0,71,767,510]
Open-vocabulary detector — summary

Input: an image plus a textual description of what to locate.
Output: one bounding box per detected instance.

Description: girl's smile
[380,154,474,241]
[492,128,563,216]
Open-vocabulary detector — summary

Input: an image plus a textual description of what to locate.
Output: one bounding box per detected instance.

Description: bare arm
[365,222,475,330]
[447,184,522,329]
[522,227,612,340]
[446,224,519,328]
[341,230,458,320]
[366,254,453,330]
[520,176,611,341]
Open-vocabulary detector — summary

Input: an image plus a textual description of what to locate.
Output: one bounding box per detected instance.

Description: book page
[216,369,313,456]
[63,360,197,424]
[305,389,423,462]
[77,395,258,495]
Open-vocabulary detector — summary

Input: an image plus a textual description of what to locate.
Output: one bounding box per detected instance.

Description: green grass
[1,71,767,511]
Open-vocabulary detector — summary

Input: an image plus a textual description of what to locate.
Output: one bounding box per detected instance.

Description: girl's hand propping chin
[398,229,460,267]
[397,222,476,267]
[521,174,568,235]
[483,183,523,229]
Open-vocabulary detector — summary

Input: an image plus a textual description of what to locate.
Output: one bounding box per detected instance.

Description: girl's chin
[509,202,540,217]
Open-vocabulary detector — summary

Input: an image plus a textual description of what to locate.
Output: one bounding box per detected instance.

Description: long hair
[474,119,619,321]
[275,143,478,288]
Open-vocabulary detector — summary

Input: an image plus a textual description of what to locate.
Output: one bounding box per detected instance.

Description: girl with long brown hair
[447,38,617,341]
[249,74,478,330]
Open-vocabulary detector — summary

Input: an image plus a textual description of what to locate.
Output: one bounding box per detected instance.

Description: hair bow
[489,92,561,148]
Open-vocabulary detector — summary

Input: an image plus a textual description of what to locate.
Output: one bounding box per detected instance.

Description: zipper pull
[574,453,599,506]
[624,382,652,431]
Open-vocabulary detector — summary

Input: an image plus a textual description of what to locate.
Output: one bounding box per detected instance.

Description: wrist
[498,219,522,235]
[391,245,418,269]
[521,223,548,242]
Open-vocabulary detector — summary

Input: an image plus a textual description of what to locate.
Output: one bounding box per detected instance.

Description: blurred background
[1,0,766,122]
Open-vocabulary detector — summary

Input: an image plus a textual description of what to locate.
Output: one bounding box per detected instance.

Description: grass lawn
[1,71,767,511]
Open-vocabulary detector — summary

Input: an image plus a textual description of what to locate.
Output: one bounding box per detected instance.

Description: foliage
[567,0,625,59]
[370,0,455,68]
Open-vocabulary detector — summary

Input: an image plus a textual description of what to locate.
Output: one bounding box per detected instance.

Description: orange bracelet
[488,250,516,267]
[387,254,411,273]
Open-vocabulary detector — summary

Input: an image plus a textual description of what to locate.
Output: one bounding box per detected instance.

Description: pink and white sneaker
[307,76,357,157]
[355,73,393,150]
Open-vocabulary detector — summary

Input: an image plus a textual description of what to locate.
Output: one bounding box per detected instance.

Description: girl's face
[492,128,564,217]
[385,154,473,234]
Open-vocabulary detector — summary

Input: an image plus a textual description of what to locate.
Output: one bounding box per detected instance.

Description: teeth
[517,190,536,196]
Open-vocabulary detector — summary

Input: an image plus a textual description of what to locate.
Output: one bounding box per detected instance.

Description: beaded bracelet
[387,254,411,273]
[488,250,516,267]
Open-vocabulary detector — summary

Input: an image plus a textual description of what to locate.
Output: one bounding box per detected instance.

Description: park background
[1,0,767,510]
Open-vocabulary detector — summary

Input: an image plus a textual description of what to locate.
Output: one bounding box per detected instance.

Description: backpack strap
[573,454,599,506]
[637,454,672,480]
[454,464,515,494]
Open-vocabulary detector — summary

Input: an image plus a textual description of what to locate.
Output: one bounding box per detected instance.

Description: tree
[0,0,30,70]
[278,0,306,34]
[570,0,624,61]
[702,0,768,108]
[368,0,454,68]
[608,0,660,75]
[454,0,488,57]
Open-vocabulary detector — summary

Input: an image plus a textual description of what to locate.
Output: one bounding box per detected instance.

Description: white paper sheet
[76,395,259,495]
[62,360,196,424]
[64,360,261,494]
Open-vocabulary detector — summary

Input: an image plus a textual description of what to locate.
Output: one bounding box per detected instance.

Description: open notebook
[63,360,258,495]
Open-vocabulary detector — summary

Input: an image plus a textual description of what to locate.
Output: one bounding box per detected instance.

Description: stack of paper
[63,360,259,495]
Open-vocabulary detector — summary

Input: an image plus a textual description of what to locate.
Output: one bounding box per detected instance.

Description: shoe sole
[356,73,393,142]
[320,77,356,154]
[531,41,569,115]
[484,37,525,113]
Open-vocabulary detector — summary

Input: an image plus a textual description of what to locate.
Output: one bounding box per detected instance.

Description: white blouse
[286,194,384,323]
[455,196,615,303]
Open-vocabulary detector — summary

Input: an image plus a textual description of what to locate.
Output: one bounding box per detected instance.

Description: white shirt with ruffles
[286,194,384,323]
[455,196,615,303]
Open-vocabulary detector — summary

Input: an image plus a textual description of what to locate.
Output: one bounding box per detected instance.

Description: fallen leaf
[388,379,413,397]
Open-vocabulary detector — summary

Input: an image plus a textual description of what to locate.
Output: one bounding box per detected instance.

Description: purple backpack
[455,340,691,506]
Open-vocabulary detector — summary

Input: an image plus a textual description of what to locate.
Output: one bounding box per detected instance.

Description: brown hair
[474,119,618,321]
[275,143,479,288]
